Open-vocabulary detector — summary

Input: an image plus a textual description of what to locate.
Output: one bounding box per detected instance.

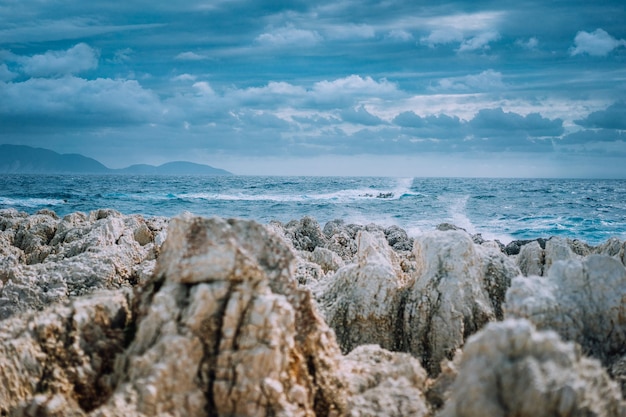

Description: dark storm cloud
[575,101,626,130]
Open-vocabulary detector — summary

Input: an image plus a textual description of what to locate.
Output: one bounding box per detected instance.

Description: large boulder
[505,255,626,364]
[93,215,347,417]
[402,230,497,375]
[440,319,625,417]
[316,230,408,353]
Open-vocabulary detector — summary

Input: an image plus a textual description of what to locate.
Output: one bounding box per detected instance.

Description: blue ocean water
[1,175,625,245]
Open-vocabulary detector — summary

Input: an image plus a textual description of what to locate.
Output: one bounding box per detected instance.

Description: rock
[342,345,430,417]
[0,209,167,320]
[504,238,547,256]
[323,220,359,261]
[543,236,577,271]
[310,246,345,274]
[384,225,413,252]
[609,355,626,399]
[283,216,328,252]
[476,244,520,320]
[424,351,461,411]
[516,240,544,276]
[596,237,626,266]
[439,319,625,417]
[94,215,346,417]
[403,230,496,375]
[0,290,132,416]
[435,223,465,232]
[505,255,626,364]
[316,230,408,354]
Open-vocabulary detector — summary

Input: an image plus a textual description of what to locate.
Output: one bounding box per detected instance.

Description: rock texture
[0,290,132,416]
[0,208,167,320]
[505,255,626,364]
[342,345,430,417]
[440,319,625,417]
[402,230,517,375]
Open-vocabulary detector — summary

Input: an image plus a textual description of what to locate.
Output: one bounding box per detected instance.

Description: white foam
[0,197,65,208]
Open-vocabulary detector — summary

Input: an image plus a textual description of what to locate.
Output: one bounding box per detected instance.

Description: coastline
[1,207,625,415]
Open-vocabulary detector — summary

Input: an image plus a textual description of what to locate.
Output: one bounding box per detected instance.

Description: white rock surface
[440,319,625,417]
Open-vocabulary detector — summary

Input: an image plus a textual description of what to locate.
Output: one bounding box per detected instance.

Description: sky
[1,1,625,177]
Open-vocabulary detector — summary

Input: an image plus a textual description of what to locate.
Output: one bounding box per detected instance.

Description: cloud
[420,29,464,47]
[171,73,198,82]
[457,31,500,52]
[469,108,564,139]
[385,29,413,42]
[16,43,99,77]
[110,48,134,64]
[562,129,626,144]
[340,105,386,126]
[323,24,376,40]
[175,51,208,61]
[574,101,626,129]
[0,63,17,81]
[516,37,539,50]
[430,70,505,92]
[311,75,399,105]
[570,29,626,56]
[255,24,322,47]
[0,76,163,130]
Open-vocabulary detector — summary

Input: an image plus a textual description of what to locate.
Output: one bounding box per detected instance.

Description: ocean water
[1,175,625,245]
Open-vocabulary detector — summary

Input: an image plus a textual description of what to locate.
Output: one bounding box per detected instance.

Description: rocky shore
[0,208,625,416]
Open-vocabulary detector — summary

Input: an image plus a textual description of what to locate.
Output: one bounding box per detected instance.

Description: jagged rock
[342,345,430,417]
[543,236,577,271]
[505,255,626,364]
[609,355,626,399]
[0,209,166,320]
[440,319,625,417]
[316,230,408,354]
[93,215,346,417]
[477,244,520,320]
[384,225,413,251]
[424,351,461,411]
[504,238,547,256]
[435,223,465,232]
[323,220,359,261]
[0,290,132,416]
[517,240,544,276]
[402,230,497,375]
[310,246,345,274]
[283,216,328,252]
[596,237,626,266]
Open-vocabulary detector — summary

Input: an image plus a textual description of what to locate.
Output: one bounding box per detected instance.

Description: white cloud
[419,11,503,48]
[175,51,208,61]
[516,37,539,50]
[457,31,500,52]
[0,63,17,81]
[192,81,215,96]
[570,29,626,56]
[420,29,464,47]
[430,70,505,92]
[171,74,197,82]
[313,75,398,98]
[323,23,376,40]
[111,48,133,63]
[255,25,322,47]
[18,43,99,77]
[385,29,413,42]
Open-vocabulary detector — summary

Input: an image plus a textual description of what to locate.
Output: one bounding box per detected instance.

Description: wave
[0,196,66,208]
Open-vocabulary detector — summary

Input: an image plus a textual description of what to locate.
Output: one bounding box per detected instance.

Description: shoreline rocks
[1,208,625,416]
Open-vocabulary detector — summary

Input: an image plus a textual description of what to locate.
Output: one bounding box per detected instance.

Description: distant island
[0,145,232,175]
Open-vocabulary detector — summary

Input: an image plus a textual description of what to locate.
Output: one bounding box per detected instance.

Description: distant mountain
[119,161,232,175]
[0,145,232,175]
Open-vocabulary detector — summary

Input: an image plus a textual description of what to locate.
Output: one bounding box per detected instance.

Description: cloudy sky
[1,1,625,177]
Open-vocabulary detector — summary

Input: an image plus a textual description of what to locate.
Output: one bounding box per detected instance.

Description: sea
[1,175,625,246]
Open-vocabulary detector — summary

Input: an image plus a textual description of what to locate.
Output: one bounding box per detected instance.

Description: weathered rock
[504,238,547,256]
[609,355,626,399]
[316,230,408,354]
[383,225,413,252]
[505,255,626,364]
[310,246,345,274]
[517,240,544,276]
[93,215,346,417]
[0,209,167,319]
[596,237,626,266]
[440,319,625,417]
[543,236,577,271]
[323,220,359,261]
[283,216,328,252]
[477,244,520,320]
[402,230,496,375]
[342,345,430,417]
[0,290,132,416]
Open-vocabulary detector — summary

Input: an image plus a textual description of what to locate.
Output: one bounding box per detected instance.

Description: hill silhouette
[0,145,232,175]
